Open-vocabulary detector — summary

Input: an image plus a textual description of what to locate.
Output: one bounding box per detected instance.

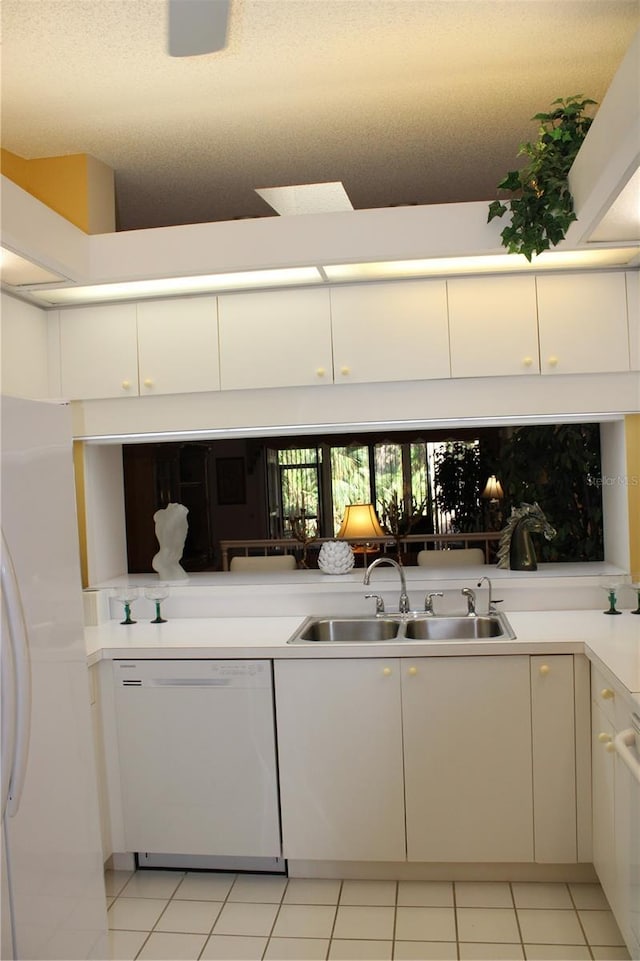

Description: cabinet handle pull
[598,732,612,743]
[316,367,325,378]
[523,356,533,367]
[382,667,392,676]
[605,741,616,753]
[408,666,418,676]
[539,664,550,676]
[547,356,559,367]
[601,688,615,700]
[143,378,154,388]
[121,380,131,390]
[340,366,350,376]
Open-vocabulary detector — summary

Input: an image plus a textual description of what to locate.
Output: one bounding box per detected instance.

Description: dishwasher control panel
[114,659,273,688]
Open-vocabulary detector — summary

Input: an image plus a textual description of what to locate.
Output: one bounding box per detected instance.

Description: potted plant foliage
[488,96,596,261]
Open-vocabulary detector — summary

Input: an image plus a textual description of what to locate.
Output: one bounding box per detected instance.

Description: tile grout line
[508,879,526,958]
[261,874,290,961]
[567,882,597,961]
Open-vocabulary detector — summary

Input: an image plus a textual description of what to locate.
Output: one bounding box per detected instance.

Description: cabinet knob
[340,366,350,376]
[382,667,392,676]
[143,378,154,388]
[547,356,559,367]
[316,367,326,378]
[598,732,612,743]
[605,741,616,753]
[523,356,533,367]
[539,664,550,676]
[601,688,615,700]
[121,380,131,390]
[408,666,418,676]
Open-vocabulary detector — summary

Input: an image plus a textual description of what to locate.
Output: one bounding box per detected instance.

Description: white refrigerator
[1,396,108,960]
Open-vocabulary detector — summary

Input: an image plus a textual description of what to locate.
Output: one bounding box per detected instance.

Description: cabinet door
[137,296,219,395]
[274,659,406,861]
[59,303,138,399]
[330,280,450,384]
[530,655,576,862]
[537,272,629,374]
[448,275,539,377]
[402,656,533,862]
[591,701,618,914]
[218,288,333,390]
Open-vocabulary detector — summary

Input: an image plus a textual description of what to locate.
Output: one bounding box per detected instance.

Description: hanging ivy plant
[488,96,597,261]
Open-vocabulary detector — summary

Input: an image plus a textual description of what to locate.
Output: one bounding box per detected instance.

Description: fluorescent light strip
[323,247,639,281]
[20,246,639,307]
[28,266,323,305]
[0,247,68,285]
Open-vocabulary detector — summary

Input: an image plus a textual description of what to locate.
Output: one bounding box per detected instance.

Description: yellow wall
[1,148,114,234]
[626,414,640,578]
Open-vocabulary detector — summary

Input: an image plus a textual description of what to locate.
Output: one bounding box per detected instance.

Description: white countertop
[85,608,640,697]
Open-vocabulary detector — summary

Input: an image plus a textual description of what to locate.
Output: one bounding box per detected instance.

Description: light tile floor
[105,870,631,961]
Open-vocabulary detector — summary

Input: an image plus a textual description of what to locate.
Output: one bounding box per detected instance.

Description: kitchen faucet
[476,576,503,614]
[363,557,410,614]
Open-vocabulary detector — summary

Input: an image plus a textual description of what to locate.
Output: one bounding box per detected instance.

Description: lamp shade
[482,475,504,500]
[337,503,385,539]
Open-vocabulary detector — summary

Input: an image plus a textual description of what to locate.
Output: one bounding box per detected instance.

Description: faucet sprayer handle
[424,591,444,614]
[365,593,385,614]
[461,587,477,615]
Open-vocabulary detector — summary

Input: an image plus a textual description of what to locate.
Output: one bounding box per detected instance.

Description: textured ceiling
[1,0,638,232]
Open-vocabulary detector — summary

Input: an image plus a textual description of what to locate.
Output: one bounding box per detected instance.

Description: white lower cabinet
[402,656,533,862]
[275,654,583,865]
[591,667,639,956]
[592,700,618,914]
[274,658,406,861]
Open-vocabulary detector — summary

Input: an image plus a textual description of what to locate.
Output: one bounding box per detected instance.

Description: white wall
[1,292,50,398]
[83,443,127,584]
[600,420,631,570]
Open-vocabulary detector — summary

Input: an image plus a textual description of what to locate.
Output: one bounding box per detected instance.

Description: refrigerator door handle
[0,531,32,817]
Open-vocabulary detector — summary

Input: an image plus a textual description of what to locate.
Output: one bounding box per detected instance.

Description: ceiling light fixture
[323,247,640,282]
[25,266,323,306]
[0,247,68,286]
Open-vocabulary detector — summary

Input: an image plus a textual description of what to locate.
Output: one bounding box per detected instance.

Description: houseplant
[488,96,597,261]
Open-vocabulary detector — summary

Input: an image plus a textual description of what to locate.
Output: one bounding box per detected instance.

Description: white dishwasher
[113,659,283,871]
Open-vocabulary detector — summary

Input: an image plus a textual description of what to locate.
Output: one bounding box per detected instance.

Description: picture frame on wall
[216,456,246,505]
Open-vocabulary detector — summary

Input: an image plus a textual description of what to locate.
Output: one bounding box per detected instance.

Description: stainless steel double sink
[287,612,516,644]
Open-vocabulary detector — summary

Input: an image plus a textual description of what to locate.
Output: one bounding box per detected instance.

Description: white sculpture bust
[152,503,189,581]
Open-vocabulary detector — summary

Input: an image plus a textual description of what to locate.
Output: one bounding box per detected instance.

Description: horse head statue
[497,502,556,571]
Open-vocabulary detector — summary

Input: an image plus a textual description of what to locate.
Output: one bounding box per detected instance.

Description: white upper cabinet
[330,280,450,384]
[59,298,219,400]
[218,288,333,390]
[447,275,540,378]
[536,271,630,374]
[60,303,139,400]
[136,296,219,395]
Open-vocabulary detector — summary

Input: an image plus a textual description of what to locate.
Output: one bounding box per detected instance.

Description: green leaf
[488,94,596,258]
[487,200,508,222]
